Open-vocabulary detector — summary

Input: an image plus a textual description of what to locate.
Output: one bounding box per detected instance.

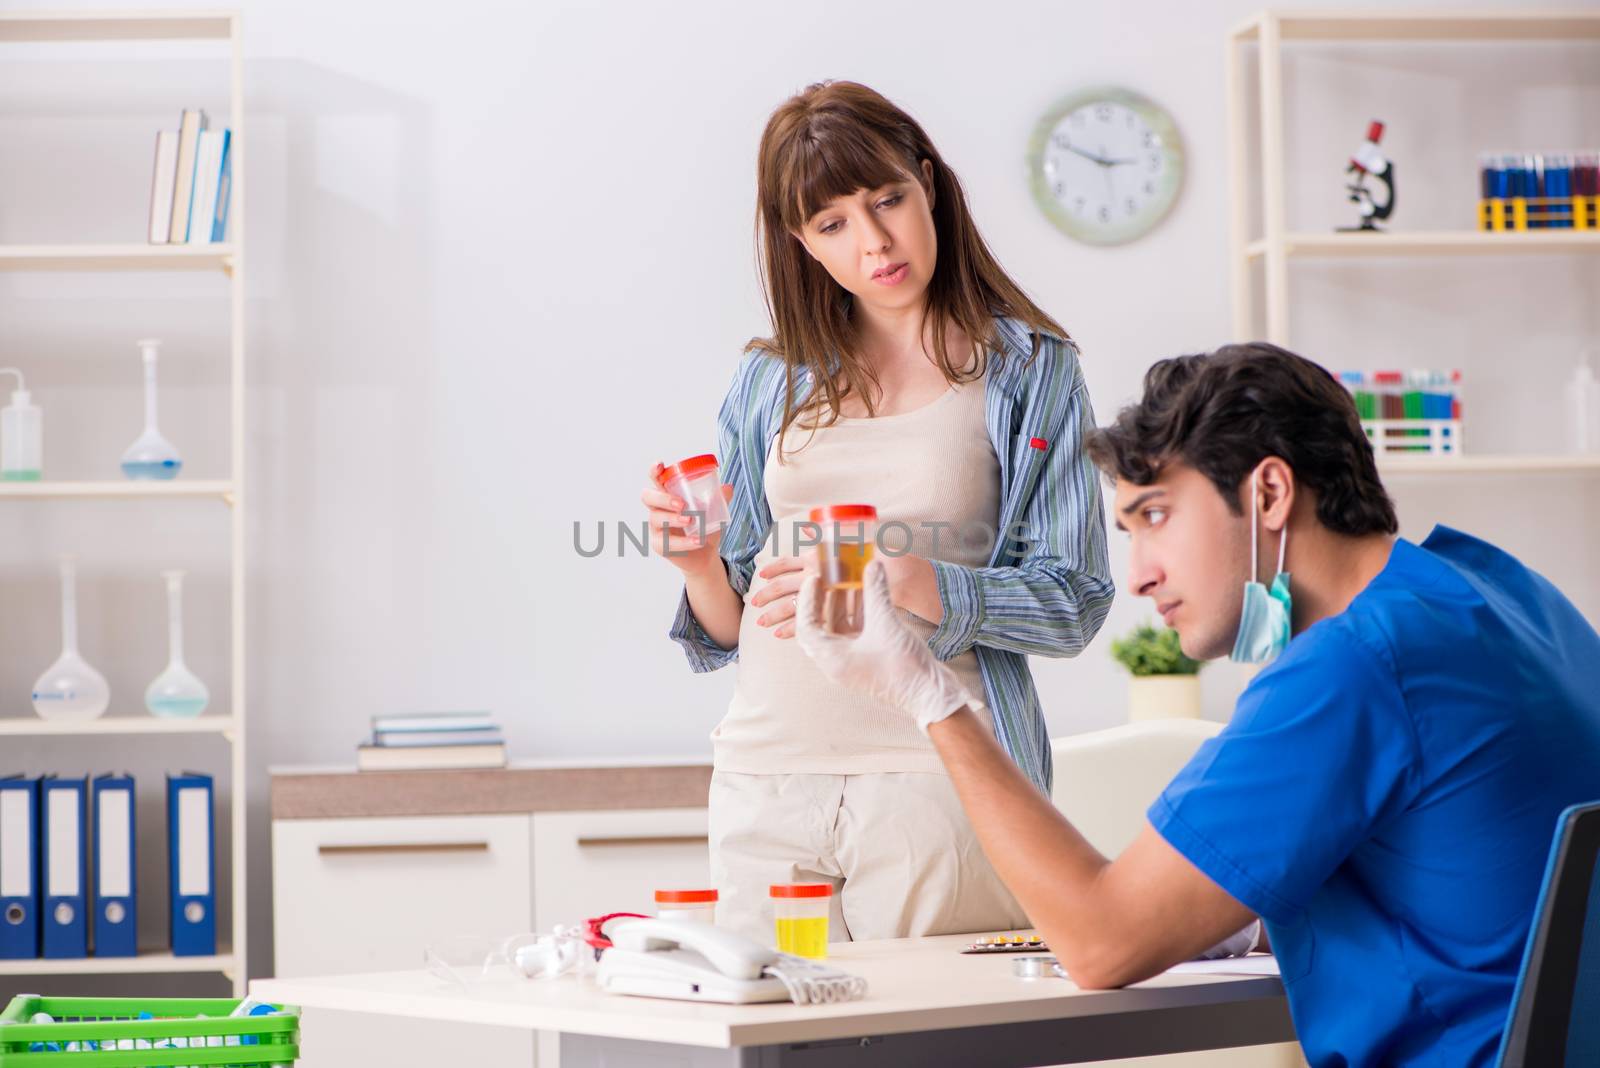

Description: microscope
[1340,120,1395,232]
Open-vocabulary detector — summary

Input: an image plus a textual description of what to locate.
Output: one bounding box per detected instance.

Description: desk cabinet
[273,813,536,1066]
[274,806,710,1068]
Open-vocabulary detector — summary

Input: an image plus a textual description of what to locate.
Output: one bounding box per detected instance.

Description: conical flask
[145,570,209,718]
[31,556,111,721]
[120,338,183,480]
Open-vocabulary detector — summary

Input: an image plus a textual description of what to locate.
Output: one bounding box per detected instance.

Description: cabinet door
[530,808,710,927]
[531,808,710,1068]
[273,814,533,977]
[272,814,536,1068]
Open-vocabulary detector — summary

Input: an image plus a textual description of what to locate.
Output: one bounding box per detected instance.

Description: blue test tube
[1480,153,1500,199]
[1546,154,1572,229]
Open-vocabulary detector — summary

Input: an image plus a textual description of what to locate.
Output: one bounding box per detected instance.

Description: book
[148,130,179,245]
[356,742,506,772]
[168,109,207,244]
[373,729,504,748]
[186,128,229,246]
[210,129,233,242]
[371,712,496,733]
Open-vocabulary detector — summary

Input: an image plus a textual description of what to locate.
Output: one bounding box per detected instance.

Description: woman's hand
[640,465,732,577]
[748,555,818,640]
[874,551,942,624]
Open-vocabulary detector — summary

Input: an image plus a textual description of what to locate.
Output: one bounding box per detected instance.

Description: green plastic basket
[0,996,299,1067]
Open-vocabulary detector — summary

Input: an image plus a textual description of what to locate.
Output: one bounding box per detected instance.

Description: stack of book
[356,712,507,772]
[148,108,233,246]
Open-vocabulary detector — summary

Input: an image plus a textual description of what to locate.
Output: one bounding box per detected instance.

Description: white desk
[251,932,1294,1066]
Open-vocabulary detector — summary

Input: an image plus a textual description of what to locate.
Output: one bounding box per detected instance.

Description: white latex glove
[1195,919,1262,960]
[795,558,985,732]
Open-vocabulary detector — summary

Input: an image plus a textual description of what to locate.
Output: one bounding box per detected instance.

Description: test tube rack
[1340,370,1464,459]
[1478,195,1600,232]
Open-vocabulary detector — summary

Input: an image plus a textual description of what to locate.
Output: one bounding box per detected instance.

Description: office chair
[1497,801,1600,1067]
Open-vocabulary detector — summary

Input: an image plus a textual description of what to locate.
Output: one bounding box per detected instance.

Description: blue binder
[0,775,40,959]
[92,773,137,958]
[166,772,214,957]
[40,775,88,959]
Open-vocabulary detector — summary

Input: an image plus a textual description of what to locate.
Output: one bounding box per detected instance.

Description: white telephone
[595,918,867,1005]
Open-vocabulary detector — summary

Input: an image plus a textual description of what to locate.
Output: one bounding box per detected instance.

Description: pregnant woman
[641,81,1114,942]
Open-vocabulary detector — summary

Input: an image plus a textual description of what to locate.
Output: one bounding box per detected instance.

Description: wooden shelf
[1377,454,1600,476]
[0,480,233,500]
[0,244,234,273]
[1233,11,1600,42]
[0,12,233,43]
[0,951,235,978]
[3,7,251,997]
[1246,230,1600,259]
[0,715,235,737]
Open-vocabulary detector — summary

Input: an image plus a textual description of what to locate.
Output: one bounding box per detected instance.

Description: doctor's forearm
[927,710,1122,972]
[928,710,1255,987]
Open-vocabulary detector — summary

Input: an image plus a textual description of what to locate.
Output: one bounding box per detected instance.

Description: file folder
[40,775,88,959]
[166,772,215,957]
[92,773,137,958]
[0,775,39,959]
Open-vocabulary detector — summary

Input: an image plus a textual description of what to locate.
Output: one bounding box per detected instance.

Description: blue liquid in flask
[121,458,182,480]
[147,694,207,718]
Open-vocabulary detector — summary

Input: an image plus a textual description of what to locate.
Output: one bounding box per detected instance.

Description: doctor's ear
[1252,457,1295,531]
[919,158,936,209]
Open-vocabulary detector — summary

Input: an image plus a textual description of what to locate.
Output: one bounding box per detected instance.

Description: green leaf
[1109,622,1202,677]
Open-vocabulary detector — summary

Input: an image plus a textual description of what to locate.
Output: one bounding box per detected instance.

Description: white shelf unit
[0,717,237,738]
[0,480,233,500]
[1226,10,1600,478]
[1378,454,1600,476]
[0,10,248,994]
[0,951,237,980]
[0,244,237,273]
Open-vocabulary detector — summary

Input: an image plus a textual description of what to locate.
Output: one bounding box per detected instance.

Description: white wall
[0,0,1595,986]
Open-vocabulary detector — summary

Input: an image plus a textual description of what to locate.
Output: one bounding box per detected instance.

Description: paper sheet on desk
[1167,956,1280,977]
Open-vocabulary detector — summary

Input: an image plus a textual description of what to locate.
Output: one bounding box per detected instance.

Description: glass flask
[31,556,111,721]
[120,338,183,480]
[145,570,209,718]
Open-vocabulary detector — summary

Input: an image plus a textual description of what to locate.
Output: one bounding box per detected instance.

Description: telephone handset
[596,918,791,1003]
[595,918,868,1005]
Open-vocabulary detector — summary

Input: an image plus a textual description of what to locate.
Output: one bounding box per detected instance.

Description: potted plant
[1110,622,1203,722]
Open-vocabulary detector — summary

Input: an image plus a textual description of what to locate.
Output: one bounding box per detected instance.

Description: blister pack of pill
[960,933,1049,954]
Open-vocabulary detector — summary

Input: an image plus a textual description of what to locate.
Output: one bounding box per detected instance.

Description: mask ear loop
[1275,511,1289,580]
[1249,469,1260,585]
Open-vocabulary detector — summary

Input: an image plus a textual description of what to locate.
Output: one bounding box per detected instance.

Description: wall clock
[1026,86,1185,246]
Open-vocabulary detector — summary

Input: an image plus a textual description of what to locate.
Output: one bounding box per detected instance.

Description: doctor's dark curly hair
[1085,342,1398,537]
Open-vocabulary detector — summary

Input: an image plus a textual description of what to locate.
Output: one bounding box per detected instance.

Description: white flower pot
[1127,674,1202,722]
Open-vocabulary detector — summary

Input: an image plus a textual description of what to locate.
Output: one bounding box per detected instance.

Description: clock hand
[1064,144,1114,167]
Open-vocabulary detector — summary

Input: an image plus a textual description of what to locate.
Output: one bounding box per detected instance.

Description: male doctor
[796,343,1600,1067]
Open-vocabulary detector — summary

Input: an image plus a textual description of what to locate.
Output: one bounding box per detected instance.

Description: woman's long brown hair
[749,80,1070,457]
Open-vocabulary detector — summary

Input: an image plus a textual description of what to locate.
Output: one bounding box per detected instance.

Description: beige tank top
[711,369,1000,775]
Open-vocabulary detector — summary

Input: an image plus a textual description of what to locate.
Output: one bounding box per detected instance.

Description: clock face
[1026,87,1185,246]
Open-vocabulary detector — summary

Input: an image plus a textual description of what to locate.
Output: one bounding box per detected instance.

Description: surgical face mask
[1229,472,1292,664]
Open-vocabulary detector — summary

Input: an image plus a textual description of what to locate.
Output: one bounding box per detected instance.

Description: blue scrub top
[1150,527,1600,1068]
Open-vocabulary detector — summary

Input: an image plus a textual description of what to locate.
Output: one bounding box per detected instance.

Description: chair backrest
[1049,719,1223,857]
[1497,801,1600,1068]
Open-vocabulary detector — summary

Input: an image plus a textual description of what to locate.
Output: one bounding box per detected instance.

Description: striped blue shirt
[668,317,1114,793]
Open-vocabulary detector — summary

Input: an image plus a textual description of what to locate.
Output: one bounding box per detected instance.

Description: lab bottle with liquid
[120,338,183,480]
[31,556,111,721]
[145,569,210,717]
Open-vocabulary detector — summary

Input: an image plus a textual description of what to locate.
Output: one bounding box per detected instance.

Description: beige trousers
[708,769,1031,944]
